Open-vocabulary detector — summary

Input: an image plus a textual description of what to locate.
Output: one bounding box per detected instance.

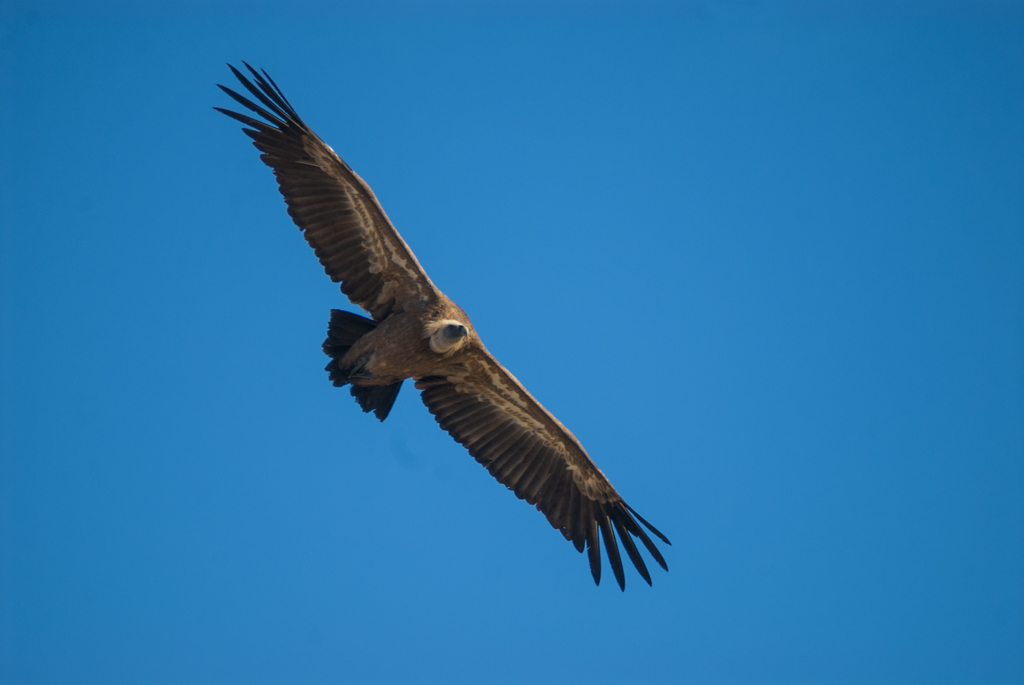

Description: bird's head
[427,319,471,354]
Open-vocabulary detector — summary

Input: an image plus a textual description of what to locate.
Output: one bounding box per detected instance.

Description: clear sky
[2,2,1022,683]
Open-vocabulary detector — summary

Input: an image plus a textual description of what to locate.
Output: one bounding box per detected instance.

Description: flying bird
[216,63,669,589]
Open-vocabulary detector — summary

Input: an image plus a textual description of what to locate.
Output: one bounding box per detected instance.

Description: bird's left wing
[215,63,437,321]
[416,346,669,590]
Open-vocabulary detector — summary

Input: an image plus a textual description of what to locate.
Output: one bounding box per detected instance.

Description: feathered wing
[416,347,670,590]
[216,63,436,321]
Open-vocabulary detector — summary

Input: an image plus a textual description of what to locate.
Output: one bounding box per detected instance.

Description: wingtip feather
[599,512,626,591]
[624,502,672,545]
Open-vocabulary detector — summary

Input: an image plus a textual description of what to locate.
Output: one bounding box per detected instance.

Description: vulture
[216,63,669,589]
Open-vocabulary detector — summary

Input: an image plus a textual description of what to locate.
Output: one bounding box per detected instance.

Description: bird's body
[217,63,669,589]
[342,298,470,383]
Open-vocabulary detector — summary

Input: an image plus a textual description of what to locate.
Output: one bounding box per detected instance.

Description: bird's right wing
[416,346,669,590]
[216,63,437,321]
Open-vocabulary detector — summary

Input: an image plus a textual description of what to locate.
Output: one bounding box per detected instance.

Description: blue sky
[2,2,1022,683]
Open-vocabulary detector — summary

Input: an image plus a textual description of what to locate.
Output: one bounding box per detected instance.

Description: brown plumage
[216,63,669,589]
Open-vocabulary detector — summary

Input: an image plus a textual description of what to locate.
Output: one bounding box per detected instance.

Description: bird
[216,63,669,590]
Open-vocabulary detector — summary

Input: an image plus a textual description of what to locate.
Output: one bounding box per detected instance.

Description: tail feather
[322,309,403,421]
[323,309,377,387]
[351,382,403,422]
